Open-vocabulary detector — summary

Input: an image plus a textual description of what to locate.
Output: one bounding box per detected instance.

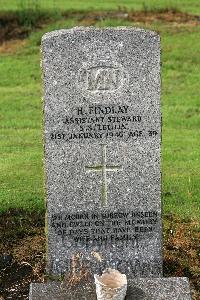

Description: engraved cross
[85,144,122,207]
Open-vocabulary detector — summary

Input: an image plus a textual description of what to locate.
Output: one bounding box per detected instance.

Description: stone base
[29,277,191,299]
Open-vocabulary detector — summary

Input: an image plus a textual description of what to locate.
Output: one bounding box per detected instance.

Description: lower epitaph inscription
[51,210,159,248]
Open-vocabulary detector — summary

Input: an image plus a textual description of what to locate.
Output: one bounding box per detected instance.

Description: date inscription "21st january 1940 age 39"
[49,104,158,142]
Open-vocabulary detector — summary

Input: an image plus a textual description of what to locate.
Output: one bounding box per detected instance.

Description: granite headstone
[41,27,162,278]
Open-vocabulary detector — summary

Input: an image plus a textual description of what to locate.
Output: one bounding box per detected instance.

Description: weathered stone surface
[41,27,162,277]
[29,278,192,299]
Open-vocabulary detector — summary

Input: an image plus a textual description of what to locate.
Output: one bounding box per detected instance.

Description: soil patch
[0,10,54,44]
[0,39,27,54]
[163,215,200,300]
[77,9,200,26]
[0,209,46,299]
[0,210,199,299]
[0,9,199,44]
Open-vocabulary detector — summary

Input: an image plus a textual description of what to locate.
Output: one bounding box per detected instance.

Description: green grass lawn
[0,13,199,219]
[161,27,200,218]
[1,0,200,14]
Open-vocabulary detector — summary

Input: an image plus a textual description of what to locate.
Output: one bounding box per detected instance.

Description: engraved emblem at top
[84,66,121,91]
[78,47,128,92]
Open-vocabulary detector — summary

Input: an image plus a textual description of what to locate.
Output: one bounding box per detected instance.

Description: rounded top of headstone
[41,26,159,43]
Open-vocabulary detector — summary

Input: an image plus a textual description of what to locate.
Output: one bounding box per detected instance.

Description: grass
[0,9,200,220]
[0,43,43,211]
[161,27,200,218]
[0,0,200,14]
[0,18,78,213]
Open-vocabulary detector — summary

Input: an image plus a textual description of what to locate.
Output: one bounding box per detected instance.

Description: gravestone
[41,27,162,278]
[29,26,192,300]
